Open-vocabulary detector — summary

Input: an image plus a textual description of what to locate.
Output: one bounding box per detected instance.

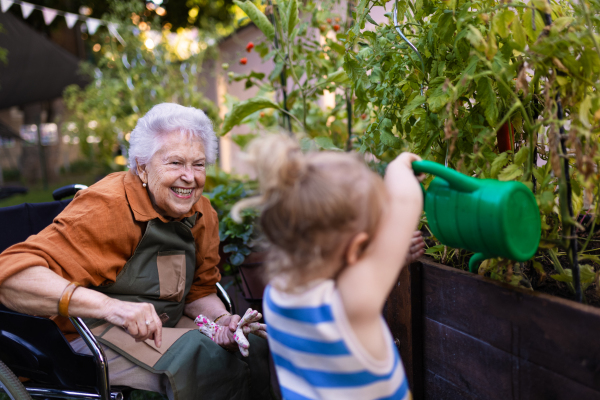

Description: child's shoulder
[266,279,334,305]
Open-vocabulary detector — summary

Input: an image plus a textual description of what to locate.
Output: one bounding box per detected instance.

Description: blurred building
[0,11,87,184]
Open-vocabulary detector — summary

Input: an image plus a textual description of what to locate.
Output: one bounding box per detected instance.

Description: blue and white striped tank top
[263,280,410,400]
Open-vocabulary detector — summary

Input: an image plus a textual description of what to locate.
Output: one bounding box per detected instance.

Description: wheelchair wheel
[0,360,31,400]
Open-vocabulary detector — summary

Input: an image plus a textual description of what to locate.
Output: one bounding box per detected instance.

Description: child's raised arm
[337,153,423,356]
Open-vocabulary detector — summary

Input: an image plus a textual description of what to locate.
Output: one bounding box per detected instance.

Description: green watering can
[412,160,542,273]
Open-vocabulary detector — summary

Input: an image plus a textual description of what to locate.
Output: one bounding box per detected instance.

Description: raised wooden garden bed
[385,257,600,400]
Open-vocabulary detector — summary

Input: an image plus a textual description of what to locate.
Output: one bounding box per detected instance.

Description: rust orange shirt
[0,171,221,339]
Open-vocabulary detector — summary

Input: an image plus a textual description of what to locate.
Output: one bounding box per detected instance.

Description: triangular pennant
[64,13,78,29]
[86,18,102,35]
[41,7,57,25]
[0,0,14,13]
[108,23,125,45]
[20,2,34,18]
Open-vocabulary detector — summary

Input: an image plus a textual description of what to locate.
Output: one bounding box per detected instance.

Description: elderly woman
[0,103,271,399]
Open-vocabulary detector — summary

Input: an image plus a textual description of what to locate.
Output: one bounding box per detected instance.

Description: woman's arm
[184,293,241,351]
[0,266,163,347]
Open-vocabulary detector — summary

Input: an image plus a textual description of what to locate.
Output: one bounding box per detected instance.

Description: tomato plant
[345,0,600,301]
[222,0,367,151]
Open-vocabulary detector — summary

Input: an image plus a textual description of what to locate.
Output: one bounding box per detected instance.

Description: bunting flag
[41,7,57,25]
[0,0,13,13]
[64,12,78,29]
[19,1,33,18]
[85,18,101,35]
[1,0,125,44]
[108,23,125,45]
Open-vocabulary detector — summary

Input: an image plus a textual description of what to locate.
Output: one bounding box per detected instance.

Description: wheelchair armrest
[52,184,88,201]
[69,317,112,400]
[216,282,235,315]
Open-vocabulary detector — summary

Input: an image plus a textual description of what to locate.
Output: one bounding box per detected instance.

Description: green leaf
[532,0,552,14]
[532,261,546,279]
[287,0,298,37]
[230,252,246,266]
[577,262,598,283]
[325,69,351,84]
[498,164,523,181]
[552,17,574,32]
[223,243,239,253]
[427,85,451,113]
[491,152,509,179]
[476,77,498,126]
[437,13,456,43]
[493,9,515,39]
[233,0,275,41]
[514,146,529,166]
[401,95,426,124]
[380,118,402,149]
[551,271,572,283]
[466,25,486,52]
[425,244,445,254]
[512,19,526,51]
[580,96,592,128]
[222,98,280,134]
[314,136,342,151]
[366,14,379,26]
[538,190,555,213]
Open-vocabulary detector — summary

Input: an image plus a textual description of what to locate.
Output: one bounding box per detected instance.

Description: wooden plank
[423,318,600,400]
[384,261,424,399]
[420,257,600,392]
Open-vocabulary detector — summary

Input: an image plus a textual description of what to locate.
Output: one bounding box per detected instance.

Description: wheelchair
[0,184,234,400]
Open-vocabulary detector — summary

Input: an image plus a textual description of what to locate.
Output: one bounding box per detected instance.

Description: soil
[423,228,600,308]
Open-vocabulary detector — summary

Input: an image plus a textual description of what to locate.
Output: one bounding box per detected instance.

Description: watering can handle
[412,160,480,193]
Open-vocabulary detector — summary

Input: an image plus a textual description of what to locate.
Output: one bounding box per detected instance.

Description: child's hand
[385,153,425,198]
[405,230,426,265]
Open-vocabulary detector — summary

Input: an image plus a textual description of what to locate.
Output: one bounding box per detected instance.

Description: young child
[233,135,424,400]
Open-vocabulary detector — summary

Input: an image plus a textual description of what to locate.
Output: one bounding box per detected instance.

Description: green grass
[0,173,97,207]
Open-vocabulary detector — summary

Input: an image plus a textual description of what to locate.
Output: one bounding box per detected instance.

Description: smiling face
[137,131,206,220]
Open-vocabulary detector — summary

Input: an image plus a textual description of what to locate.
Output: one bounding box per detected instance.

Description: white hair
[128,103,218,173]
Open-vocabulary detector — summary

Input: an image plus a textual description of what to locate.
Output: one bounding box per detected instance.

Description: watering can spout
[411,160,541,272]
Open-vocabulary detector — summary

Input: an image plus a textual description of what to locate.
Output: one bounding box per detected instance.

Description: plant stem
[267,1,292,132]
[541,6,582,302]
[548,249,575,293]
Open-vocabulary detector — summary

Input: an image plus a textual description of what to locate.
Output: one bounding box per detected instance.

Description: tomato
[239,57,247,65]
[361,114,367,120]
[326,18,332,23]
[333,24,340,32]
[246,42,254,52]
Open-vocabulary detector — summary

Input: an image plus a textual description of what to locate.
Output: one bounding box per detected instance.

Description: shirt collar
[124,171,203,223]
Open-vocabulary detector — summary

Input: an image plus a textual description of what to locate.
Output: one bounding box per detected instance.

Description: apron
[85,214,271,400]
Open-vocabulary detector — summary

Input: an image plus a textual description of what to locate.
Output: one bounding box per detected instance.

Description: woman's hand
[102,298,163,348]
[213,314,241,352]
[405,230,426,265]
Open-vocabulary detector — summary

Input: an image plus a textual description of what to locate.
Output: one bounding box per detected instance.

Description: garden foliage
[228,0,600,299]
[343,0,600,296]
